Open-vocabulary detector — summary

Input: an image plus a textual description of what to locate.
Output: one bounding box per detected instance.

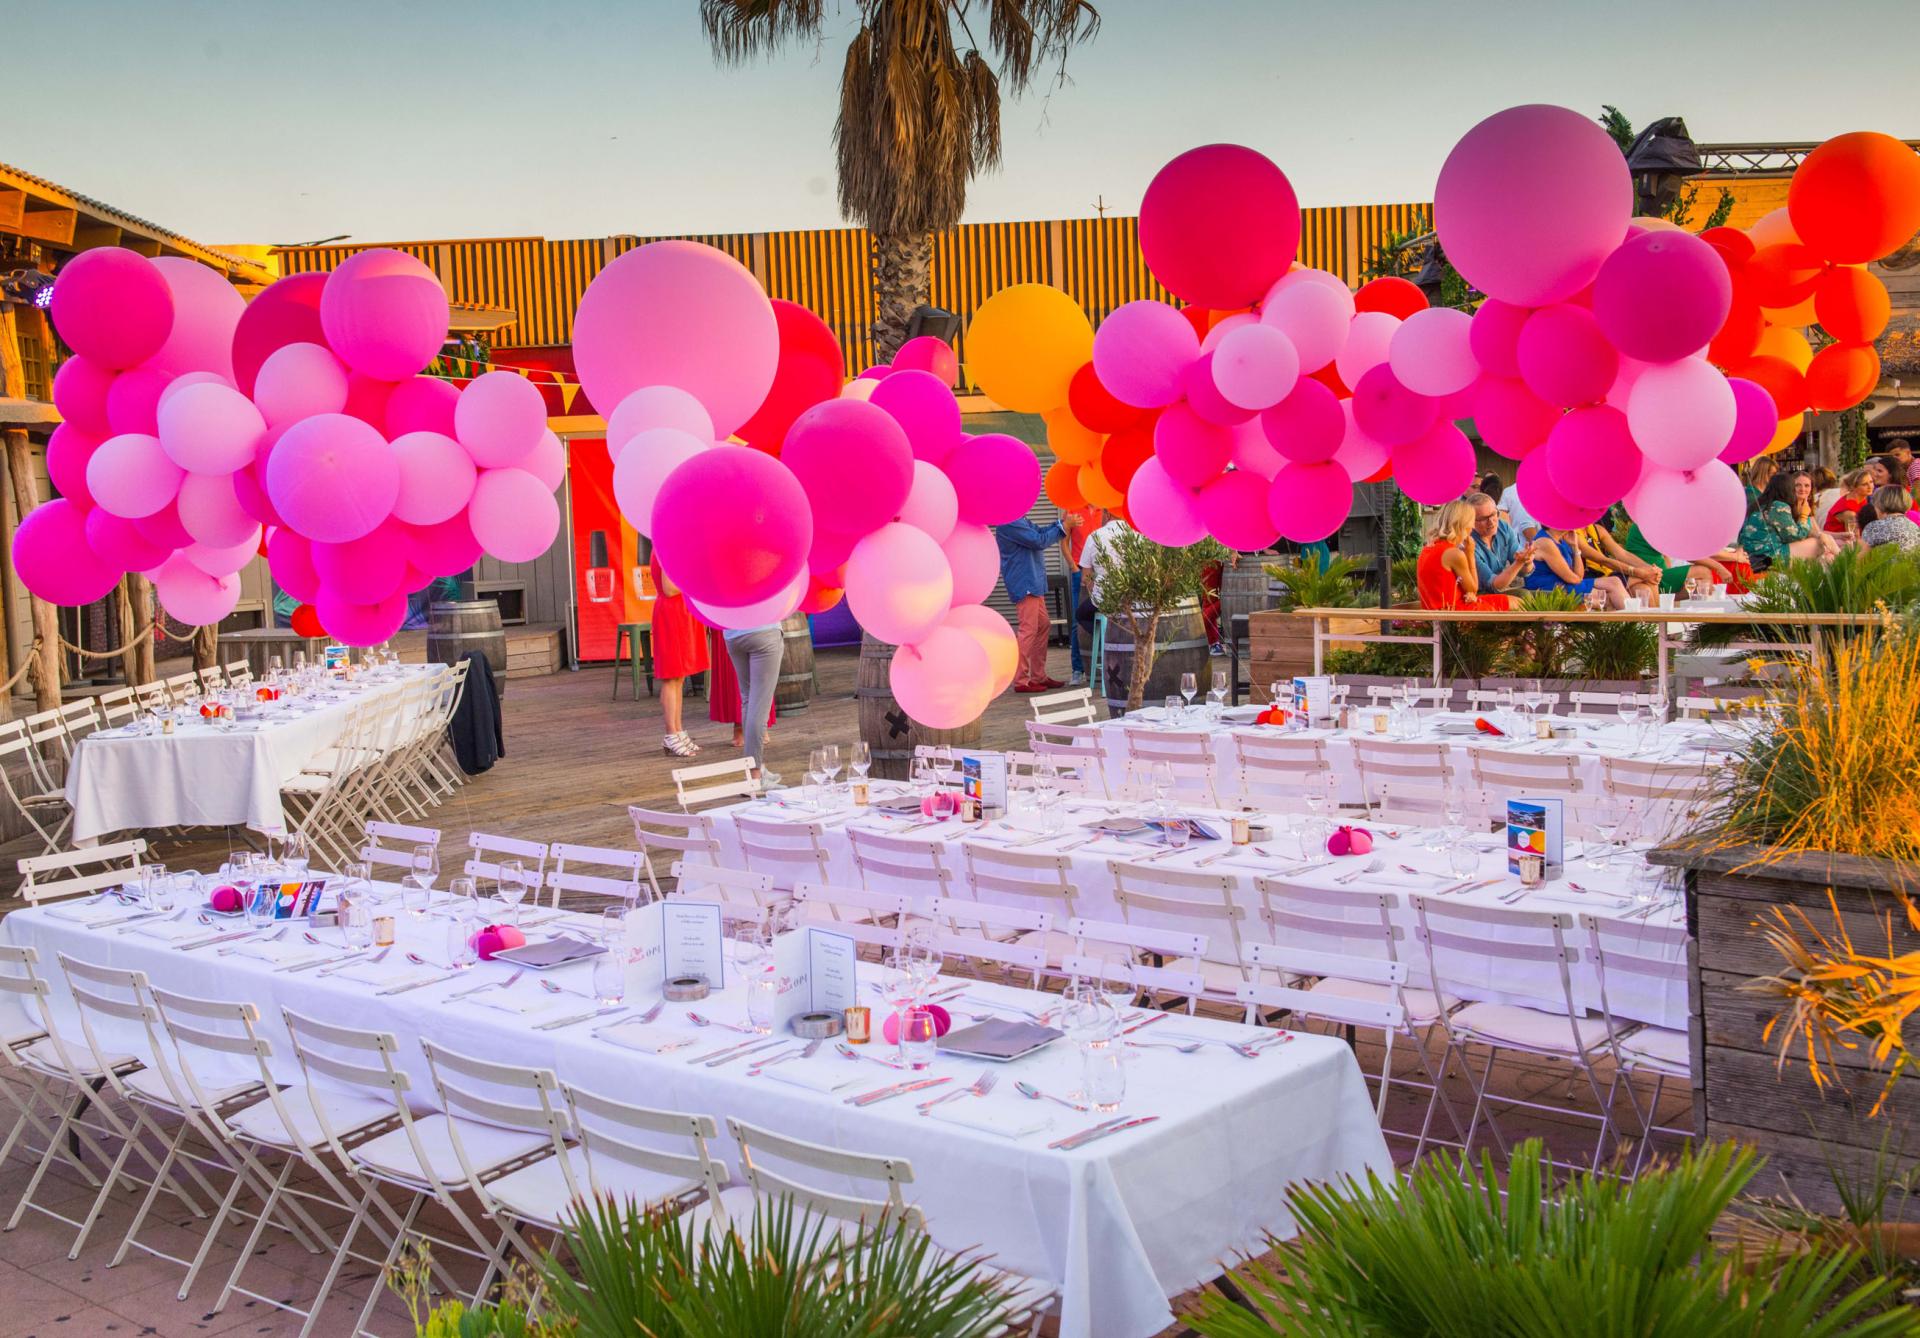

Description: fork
[1125,1039,1204,1054]
[318,946,389,977]
[748,1039,821,1075]
[919,1070,997,1114]
[449,969,525,1001]
[539,978,592,1000]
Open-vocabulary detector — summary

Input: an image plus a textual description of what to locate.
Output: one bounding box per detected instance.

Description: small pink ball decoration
[892,336,959,388]
[1259,275,1353,374]
[390,431,479,526]
[1592,231,1732,366]
[50,248,174,369]
[151,554,241,626]
[1627,359,1736,472]
[845,523,954,646]
[1434,104,1633,306]
[454,371,548,469]
[1543,406,1642,510]
[231,271,327,396]
[1180,354,1256,428]
[881,1004,953,1044]
[176,471,259,547]
[157,382,266,476]
[606,385,714,462]
[898,460,959,543]
[468,468,560,564]
[1326,825,1374,857]
[1718,378,1778,465]
[1210,324,1300,411]
[611,427,708,537]
[15,500,121,606]
[890,626,990,730]
[53,356,115,436]
[1154,404,1233,487]
[312,526,409,605]
[1200,470,1279,551]
[146,257,244,381]
[1334,311,1401,388]
[46,424,100,510]
[1472,377,1560,460]
[88,433,183,520]
[781,399,913,535]
[405,513,486,578]
[947,434,1041,526]
[571,240,779,440]
[1389,307,1478,397]
[920,789,958,820]
[208,884,243,914]
[941,523,1000,606]
[1332,402,1390,481]
[473,924,527,961]
[1128,457,1207,547]
[1268,460,1354,543]
[1628,460,1746,561]
[267,528,322,603]
[319,248,451,382]
[1514,451,1605,531]
[868,369,965,464]
[105,367,172,436]
[1139,143,1301,309]
[315,588,409,647]
[1260,378,1345,463]
[1092,301,1200,410]
[267,414,400,544]
[942,604,1019,697]
[85,508,169,574]
[1516,304,1618,409]
[652,446,813,608]
[1390,422,1477,505]
[692,571,807,631]
[384,375,461,438]
[253,342,350,428]
[1351,365,1439,447]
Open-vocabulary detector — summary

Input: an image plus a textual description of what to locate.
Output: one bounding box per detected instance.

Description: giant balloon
[1139,144,1301,308]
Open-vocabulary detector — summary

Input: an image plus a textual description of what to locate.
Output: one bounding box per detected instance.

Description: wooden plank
[1656,845,1915,897]
[1280,606,1882,627]
[18,206,76,247]
[1708,1120,1903,1218]
[1694,888,1913,979]
[71,221,123,251]
[0,189,22,232]
[1699,967,1892,1074]
[1703,1043,1916,1145]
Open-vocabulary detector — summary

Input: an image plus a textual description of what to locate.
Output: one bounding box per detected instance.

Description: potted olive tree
[1094,529,1227,713]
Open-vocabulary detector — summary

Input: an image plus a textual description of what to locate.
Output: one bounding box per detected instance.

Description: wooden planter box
[1246,608,1384,702]
[1649,843,1918,1216]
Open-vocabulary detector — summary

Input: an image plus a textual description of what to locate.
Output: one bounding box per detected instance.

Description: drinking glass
[342,898,375,951]
[281,833,311,879]
[1163,693,1182,724]
[1619,696,1644,747]
[1180,672,1197,713]
[900,1007,938,1070]
[497,861,529,927]
[448,875,477,906]
[1629,859,1666,908]
[446,915,480,972]
[1149,760,1175,815]
[1164,820,1191,852]
[600,905,629,948]
[341,860,373,905]
[139,862,170,911]
[243,878,277,930]
[821,743,841,791]
[1212,669,1229,702]
[1081,1043,1127,1114]
[401,875,432,919]
[1448,841,1479,880]
[1646,691,1670,744]
[746,970,778,1033]
[592,953,628,1008]
[850,741,872,787]
[806,748,828,809]
[410,844,439,891]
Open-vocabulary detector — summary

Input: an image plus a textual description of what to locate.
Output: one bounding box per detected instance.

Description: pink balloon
[1259,274,1353,374]
[183,530,261,578]
[1332,401,1390,481]
[106,368,172,436]
[46,424,100,509]
[50,248,173,370]
[867,369,963,464]
[941,522,1000,606]
[1127,457,1207,546]
[319,248,450,382]
[454,371,547,469]
[315,589,409,647]
[391,431,479,526]
[947,433,1042,526]
[782,399,913,533]
[1334,311,1401,388]
[1515,451,1605,531]
[1473,376,1560,460]
[1351,364,1440,447]
[155,371,232,413]
[890,628,992,730]
[384,375,461,438]
[53,356,115,436]
[88,434,183,519]
[941,604,1018,698]
[1603,355,1650,410]
[1516,304,1618,408]
[1718,378,1777,464]
[468,468,560,564]
[606,385,714,463]
[1200,470,1279,551]
[157,382,265,475]
[1260,377,1345,463]
[857,364,894,381]
[524,430,565,492]
[312,525,408,604]
[268,529,321,602]
[1389,307,1477,396]
[1154,403,1234,488]
[133,503,193,551]
[893,336,959,388]
[1628,460,1746,560]
[1092,301,1200,409]
[231,272,327,397]
[152,553,240,626]
[845,523,954,646]
[1180,354,1256,427]
[145,257,244,381]
[1435,104,1632,305]
[571,240,778,438]
[16,500,121,605]
[652,446,812,607]
[1199,311,1257,354]
[691,571,807,631]
[176,471,258,547]
[1139,144,1301,309]
[612,427,709,537]
[898,460,959,543]
[233,430,284,527]
[811,527,857,579]
[1229,416,1284,479]
[266,414,400,543]
[1210,324,1300,411]
[405,513,485,579]
[1468,299,1531,379]
[343,372,397,429]
[85,508,168,574]
[1268,461,1354,543]
[1592,230,1731,364]
[1390,421,1476,504]
[253,342,349,427]
[1627,359,1736,472]
[1544,406,1642,510]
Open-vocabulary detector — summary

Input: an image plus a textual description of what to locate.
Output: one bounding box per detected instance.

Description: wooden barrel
[1218,559,1278,634]
[427,599,508,692]
[1102,600,1210,716]
[855,633,982,780]
[774,611,816,711]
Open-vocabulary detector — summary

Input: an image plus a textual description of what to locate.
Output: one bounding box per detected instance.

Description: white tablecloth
[3,894,1389,1338]
[64,666,435,844]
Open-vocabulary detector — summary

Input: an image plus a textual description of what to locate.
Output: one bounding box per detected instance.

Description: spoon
[1015,1080,1089,1112]
[1125,1039,1204,1054]
[836,1040,906,1068]
[687,1011,757,1034]
[539,978,592,999]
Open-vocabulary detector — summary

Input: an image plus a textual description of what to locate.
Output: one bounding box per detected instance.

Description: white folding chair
[95,686,140,727]
[163,670,200,705]
[16,838,147,905]
[58,698,105,746]
[959,844,1081,969]
[1107,860,1252,1005]
[629,805,722,900]
[544,842,645,909]
[1599,756,1711,840]
[1030,686,1097,726]
[668,861,776,922]
[1352,739,1456,825]
[1581,914,1692,1177]
[0,719,74,855]
[1121,727,1221,808]
[910,745,965,786]
[1229,732,1334,814]
[560,1082,743,1233]
[734,814,831,891]
[1237,947,1408,1118]
[464,831,551,893]
[672,757,761,811]
[362,820,440,878]
[1023,720,1110,797]
[1675,694,1732,720]
[223,659,254,687]
[848,827,952,900]
[1062,917,1208,1013]
[1567,690,1636,717]
[928,896,1049,987]
[792,882,912,955]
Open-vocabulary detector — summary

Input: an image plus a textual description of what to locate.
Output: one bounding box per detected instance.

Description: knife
[178,929,266,952]
[537,1004,627,1031]
[377,970,461,996]
[1118,1012,1168,1037]
[1052,1115,1162,1151]
[704,1037,785,1068]
[690,1035,776,1065]
[845,1076,952,1107]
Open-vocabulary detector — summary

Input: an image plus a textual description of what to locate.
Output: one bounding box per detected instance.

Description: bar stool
[1089,614,1107,701]
[612,623,653,700]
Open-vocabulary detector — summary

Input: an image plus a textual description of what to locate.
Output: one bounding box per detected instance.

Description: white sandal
[663,732,699,758]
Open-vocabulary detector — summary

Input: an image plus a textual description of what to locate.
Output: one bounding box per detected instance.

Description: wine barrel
[1103,600,1210,716]
[427,599,508,692]
[1218,559,1278,634]
[855,633,982,780]
[774,611,816,711]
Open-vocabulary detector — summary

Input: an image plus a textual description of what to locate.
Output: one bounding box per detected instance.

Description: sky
[13,0,1919,249]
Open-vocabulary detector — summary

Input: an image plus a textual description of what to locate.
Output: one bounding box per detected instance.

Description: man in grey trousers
[724,622,785,780]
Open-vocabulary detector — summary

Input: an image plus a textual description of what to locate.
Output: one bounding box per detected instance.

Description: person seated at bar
[1861,485,1920,553]
[1417,500,1514,611]
[1739,469,1839,568]
[1819,467,1875,541]
[1616,514,1741,597]
[1465,490,1532,592]
[1572,515,1660,605]
[1525,525,1632,608]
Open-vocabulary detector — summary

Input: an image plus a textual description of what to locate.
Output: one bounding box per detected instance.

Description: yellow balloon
[966,284,1092,413]
[1763,411,1805,455]
[1754,323,1814,372]
[1078,459,1124,509]
[1044,408,1104,465]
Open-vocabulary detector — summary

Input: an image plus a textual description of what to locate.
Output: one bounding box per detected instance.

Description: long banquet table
[3,888,1389,1338]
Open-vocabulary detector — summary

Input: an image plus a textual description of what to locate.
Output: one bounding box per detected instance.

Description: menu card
[1292,675,1333,723]
[962,754,1009,814]
[661,902,725,988]
[807,929,859,1013]
[1507,796,1565,876]
[268,879,328,919]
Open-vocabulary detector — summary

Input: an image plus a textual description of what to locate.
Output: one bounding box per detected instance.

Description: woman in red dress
[647,554,708,757]
[1417,501,1514,611]
[707,626,774,749]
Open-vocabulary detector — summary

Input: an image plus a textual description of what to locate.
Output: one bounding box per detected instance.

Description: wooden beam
[72,220,122,251]
[0,189,22,233]
[18,206,75,248]
[122,236,161,257]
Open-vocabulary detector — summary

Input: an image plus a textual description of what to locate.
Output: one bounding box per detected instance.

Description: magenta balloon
[452,370,545,469]
[1434,104,1632,306]
[524,429,565,492]
[889,626,991,729]
[1468,299,1531,379]
[892,336,960,388]
[84,507,168,574]
[183,530,260,578]
[1719,378,1777,464]
[318,248,449,382]
[1260,377,1345,463]
[468,468,560,564]
[1388,307,1478,396]
[845,522,954,646]
[1230,416,1284,480]
[612,427,708,537]
[16,500,121,605]
[810,525,857,579]
[867,369,964,464]
[384,375,461,438]
[88,433,182,520]
[234,427,285,527]
[1628,460,1745,560]
[312,525,408,605]
[1351,364,1440,447]
[1138,144,1302,309]
[316,589,409,647]
[1200,470,1279,551]
[342,372,397,429]
[898,460,959,543]
[1154,403,1234,488]
[50,248,173,370]
[133,503,193,551]
[105,367,172,436]
[266,413,400,543]
[942,604,1018,698]
[941,522,1000,606]
[1180,354,1256,427]
[144,257,243,381]
[1331,401,1390,481]
[1514,450,1606,531]
[1543,406,1642,510]
[606,385,714,463]
[1472,376,1560,460]
[1092,301,1200,409]
[157,382,265,475]
[46,424,100,509]
[652,446,812,607]
[231,272,327,397]
[571,240,778,438]
[1334,311,1401,389]
[53,356,115,437]
[1259,275,1353,374]
[253,342,349,428]
[1592,230,1731,364]
[1390,421,1476,504]
[1516,304,1618,408]
[1127,457,1207,547]
[1267,461,1354,543]
[404,513,485,579]
[176,470,258,547]
[948,433,1042,525]
[151,554,240,626]
[267,528,321,602]
[390,431,479,526]
[857,365,893,381]
[1627,358,1736,472]
[692,571,807,631]
[781,398,913,534]
[1210,323,1300,411]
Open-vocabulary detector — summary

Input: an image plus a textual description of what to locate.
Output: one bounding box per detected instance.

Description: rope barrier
[0,642,41,695]
[56,624,158,659]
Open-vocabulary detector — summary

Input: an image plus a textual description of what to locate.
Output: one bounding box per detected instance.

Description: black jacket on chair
[449,651,504,775]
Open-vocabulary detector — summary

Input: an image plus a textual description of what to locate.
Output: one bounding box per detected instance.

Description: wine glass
[821,743,842,793]
[850,741,872,789]
[448,875,477,907]
[1646,690,1670,745]
[1619,695,1644,747]
[497,860,529,927]
[1180,672,1198,715]
[281,832,311,879]
[410,844,440,891]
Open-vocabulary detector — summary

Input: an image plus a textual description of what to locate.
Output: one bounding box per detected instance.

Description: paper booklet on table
[961,754,1009,815]
[1291,675,1333,723]
[937,1018,1061,1062]
[1145,817,1220,842]
[491,934,605,970]
[1506,795,1565,876]
[769,927,860,1030]
[268,880,328,920]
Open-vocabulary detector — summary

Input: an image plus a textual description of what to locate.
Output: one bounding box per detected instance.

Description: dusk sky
[15,0,1917,247]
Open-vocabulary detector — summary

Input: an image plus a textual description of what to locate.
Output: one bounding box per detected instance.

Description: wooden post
[192,624,217,673]
[116,577,139,687]
[128,577,156,684]
[0,307,60,711]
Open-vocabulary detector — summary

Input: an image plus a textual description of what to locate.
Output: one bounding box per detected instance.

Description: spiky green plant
[1266,556,1367,612]
[1695,546,1920,651]
[1568,617,1659,681]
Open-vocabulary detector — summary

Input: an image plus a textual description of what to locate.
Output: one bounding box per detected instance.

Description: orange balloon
[1754,323,1813,373]
[1736,355,1809,418]
[1813,266,1892,343]
[1788,131,1920,265]
[1747,243,1826,309]
[1805,342,1881,412]
[1763,411,1805,456]
[1043,407,1104,465]
[1044,458,1085,510]
[1078,460,1125,509]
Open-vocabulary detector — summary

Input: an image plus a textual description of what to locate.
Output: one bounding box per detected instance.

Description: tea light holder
[790,1011,844,1039]
[1517,853,1545,887]
[663,975,711,1002]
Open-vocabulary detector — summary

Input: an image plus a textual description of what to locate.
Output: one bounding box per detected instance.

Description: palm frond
[698,0,828,64]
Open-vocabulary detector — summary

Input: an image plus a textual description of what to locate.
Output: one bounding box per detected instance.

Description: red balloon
[734,299,844,454]
[1706,290,1765,368]
[1699,226,1756,266]
[1354,277,1427,320]
[290,602,325,638]
[1179,307,1213,340]
[1067,361,1141,434]
[231,273,328,398]
[1745,244,1825,309]
[1805,342,1881,412]
[1100,410,1160,491]
[1139,144,1302,309]
[1735,355,1809,418]
[1307,361,1351,398]
[1813,267,1893,343]
[799,574,843,615]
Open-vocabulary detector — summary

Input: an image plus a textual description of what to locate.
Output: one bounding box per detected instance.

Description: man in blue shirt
[1467,490,1533,592]
[1499,482,1540,543]
[995,511,1081,693]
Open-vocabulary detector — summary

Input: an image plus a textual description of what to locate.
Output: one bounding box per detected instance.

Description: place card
[808,929,859,1014]
[661,902,725,989]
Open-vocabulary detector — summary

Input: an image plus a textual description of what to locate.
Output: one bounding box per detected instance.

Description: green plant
[1187,1139,1912,1337]
[1567,617,1658,680]
[1488,589,1584,678]
[1389,556,1419,605]
[1696,546,1920,653]
[1841,407,1873,472]
[1265,556,1366,611]
[1095,529,1228,709]
[1324,644,1432,677]
[1385,488,1423,563]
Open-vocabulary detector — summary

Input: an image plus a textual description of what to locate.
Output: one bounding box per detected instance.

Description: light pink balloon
[889,626,991,729]
[524,430,565,492]
[1127,457,1207,546]
[898,460,959,543]
[84,507,168,574]
[1627,359,1736,472]
[312,525,409,604]
[1180,354,1256,427]
[183,530,261,578]
[845,522,953,646]
[455,371,547,468]
[1603,355,1650,410]
[383,375,460,438]
[52,355,115,436]
[1154,403,1233,487]
[1260,377,1345,463]
[1268,461,1353,543]
[14,500,121,606]
[152,553,240,626]
[133,503,192,551]
[253,342,349,428]
[1544,406,1642,510]
[1260,273,1353,372]
[868,370,963,464]
[606,385,714,463]
[692,570,806,631]
[1351,364,1440,447]
[1211,323,1300,411]
[1627,460,1745,560]
[176,470,258,547]
[468,468,560,563]
[1199,470,1279,551]
[316,589,409,647]
[893,336,960,388]
[1334,311,1401,388]
[267,528,321,602]
[50,248,173,370]
[782,399,913,533]
[145,257,244,381]
[404,514,484,579]
[319,248,450,382]
[571,239,778,439]
[1229,416,1283,479]
[941,523,1000,606]
[1198,311,1257,354]
[87,434,183,520]
[1092,300,1200,409]
[1388,307,1477,397]
[155,370,232,413]
[1515,451,1605,531]
[1389,421,1476,505]
[947,434,1042,526]
[266,414,400,543]
[1332,401,1390,481]
[106,367,172,436]
[942,604,1017,697]
[157,382,265,475]
[611,427,708,537]
[390,431,479,526]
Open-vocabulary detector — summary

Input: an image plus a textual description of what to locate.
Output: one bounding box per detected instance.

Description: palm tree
[700,0,1101,361]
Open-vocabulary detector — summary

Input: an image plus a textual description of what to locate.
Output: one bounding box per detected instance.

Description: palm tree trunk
[870,229,932,365]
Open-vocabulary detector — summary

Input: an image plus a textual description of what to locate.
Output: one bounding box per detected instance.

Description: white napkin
[229,939,332,970]
[596,1022,696,1055]
[470,991,565,1018]
[762,1063,864,1093]
[928,1102,1052,1139]
[128,920,211,944]
[46,901,141,926]
[333,959,441,989]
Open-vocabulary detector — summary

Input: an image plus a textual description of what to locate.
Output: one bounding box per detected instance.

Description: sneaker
[1209,643,1226,657]
[1069,672,1088,687]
